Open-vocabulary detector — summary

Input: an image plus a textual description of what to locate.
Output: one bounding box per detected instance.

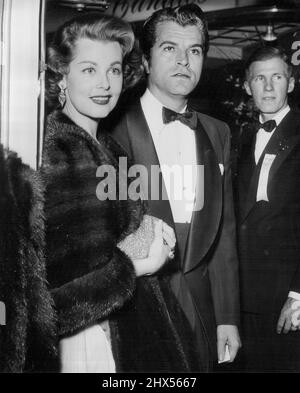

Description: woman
[42,13,200,372]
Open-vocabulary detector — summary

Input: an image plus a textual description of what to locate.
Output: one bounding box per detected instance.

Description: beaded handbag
[117,214,159,259]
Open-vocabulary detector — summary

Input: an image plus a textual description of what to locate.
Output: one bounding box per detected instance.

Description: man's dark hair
[245,46,293,80]
[140,4,209,61]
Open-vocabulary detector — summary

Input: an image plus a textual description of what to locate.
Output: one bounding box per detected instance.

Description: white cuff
[288,291,300,300]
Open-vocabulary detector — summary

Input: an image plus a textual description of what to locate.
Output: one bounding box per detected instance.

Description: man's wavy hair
[140,4,209,62]
[46,12,143,108]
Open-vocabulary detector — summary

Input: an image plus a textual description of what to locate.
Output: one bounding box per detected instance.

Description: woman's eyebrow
[77,61,97,65]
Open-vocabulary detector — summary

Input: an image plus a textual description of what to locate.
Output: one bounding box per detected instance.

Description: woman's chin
[89,106,114,120]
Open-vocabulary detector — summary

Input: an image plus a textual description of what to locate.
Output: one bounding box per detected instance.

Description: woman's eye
[109,67,122,75]
[82,67,95,74]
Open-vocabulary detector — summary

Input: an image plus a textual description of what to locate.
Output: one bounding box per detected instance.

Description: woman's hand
[162,221,176,260]
[133,220,176,277]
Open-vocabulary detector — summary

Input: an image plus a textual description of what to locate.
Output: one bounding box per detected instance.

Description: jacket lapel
[240,110,300,222]
[184,117,222,274]
[127,103,223,273]
[238,126,258,222]
[267,111,300,184]
[126,101,174,226]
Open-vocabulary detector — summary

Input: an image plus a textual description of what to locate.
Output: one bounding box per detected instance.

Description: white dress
[59,321,115,373]
[59,215,157,373]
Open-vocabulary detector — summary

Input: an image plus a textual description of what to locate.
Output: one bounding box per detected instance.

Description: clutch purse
[117,214,159,259]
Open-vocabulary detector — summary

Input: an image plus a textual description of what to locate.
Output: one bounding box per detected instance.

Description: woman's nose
[96,73,110,90]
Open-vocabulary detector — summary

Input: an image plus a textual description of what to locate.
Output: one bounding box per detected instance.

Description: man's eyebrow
[189,44,203,48]
[159,41,203,48]
[159,40,177,47]
[253,72,286,78]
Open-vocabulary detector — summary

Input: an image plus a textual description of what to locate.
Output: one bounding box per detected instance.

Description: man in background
[237,46,300,372]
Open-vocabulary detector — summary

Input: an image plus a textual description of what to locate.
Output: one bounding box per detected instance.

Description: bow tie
[255,119,277,133]
[162,107,198,130]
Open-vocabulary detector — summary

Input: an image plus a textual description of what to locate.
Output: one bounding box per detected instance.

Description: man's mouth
[90,95,111,105]
[172,73,190,78]
[263,96,276,101]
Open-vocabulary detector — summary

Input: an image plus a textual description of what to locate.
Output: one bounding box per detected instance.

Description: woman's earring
[58,85,66,108]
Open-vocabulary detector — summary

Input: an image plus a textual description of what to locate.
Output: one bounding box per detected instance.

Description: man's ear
[288,76,295,93]
[142,55,150,74]
[244,80,252,96]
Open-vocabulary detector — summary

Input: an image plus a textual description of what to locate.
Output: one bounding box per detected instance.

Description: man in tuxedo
[237,46,300,372]
[111,4,240,371]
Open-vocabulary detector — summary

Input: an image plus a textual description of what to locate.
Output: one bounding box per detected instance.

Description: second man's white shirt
[140,89,197,224]
[254,105,290,164]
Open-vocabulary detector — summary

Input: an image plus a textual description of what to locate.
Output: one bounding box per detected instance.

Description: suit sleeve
[208,124,240,326]
[290,151,300,295]
[41,134,136,337]
[290,264,300,294]
[110,116,133,159]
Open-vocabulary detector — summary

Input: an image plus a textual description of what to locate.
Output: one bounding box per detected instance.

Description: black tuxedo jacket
[110,101,239,357]
[237,109,300,315]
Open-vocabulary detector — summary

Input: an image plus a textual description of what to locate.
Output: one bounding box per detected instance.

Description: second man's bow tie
[162,107,198,130]
[256,119,277,133]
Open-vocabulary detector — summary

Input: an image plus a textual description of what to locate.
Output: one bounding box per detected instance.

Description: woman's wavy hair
[46,12,143,108]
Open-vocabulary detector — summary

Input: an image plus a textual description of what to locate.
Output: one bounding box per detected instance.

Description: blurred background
[1,0,300,167]
[45,1,300,113]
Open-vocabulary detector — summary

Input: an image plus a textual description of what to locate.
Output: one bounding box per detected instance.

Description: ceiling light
[58,0,110,12]
[262,22,277,41]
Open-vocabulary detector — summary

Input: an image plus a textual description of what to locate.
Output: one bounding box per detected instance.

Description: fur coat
[42,111,201,372]
[0,145,57,372]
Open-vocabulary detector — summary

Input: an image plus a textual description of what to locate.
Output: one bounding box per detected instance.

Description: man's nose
[264,78,274,91]
[176,50,189,67]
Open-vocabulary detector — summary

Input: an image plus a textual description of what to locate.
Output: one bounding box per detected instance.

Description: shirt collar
[259,105,290,127]
[140,88,187,134]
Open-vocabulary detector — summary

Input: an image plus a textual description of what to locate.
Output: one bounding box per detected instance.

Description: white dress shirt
[254,105,299,300]
[140,89,197,223]
[254,105,290,164]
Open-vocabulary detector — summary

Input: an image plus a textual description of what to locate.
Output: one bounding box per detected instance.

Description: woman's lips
[90,96,111,105]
